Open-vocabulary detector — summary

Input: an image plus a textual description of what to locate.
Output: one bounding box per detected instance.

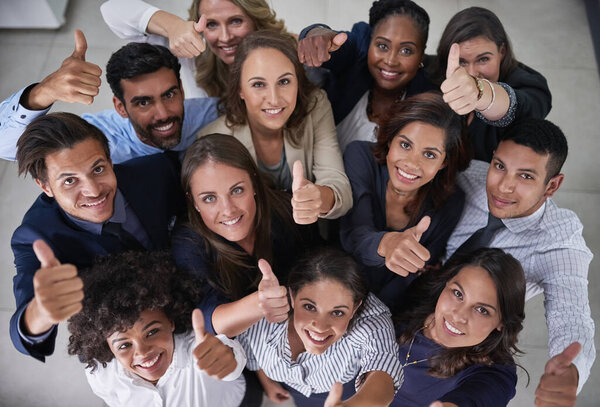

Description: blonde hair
[188,0,290,97]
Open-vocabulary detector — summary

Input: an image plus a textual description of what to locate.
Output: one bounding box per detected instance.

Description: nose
[153,101,169,121]
[267,86,281,106]
[498,175,516,194]
[465,64,477,77]
[310,315,329,332]
[82,177,102,197]
[134,341,152,359]
[219,25,232,43]
[219,196,236,216]
[452,304,468,325]
[385,51,399,67]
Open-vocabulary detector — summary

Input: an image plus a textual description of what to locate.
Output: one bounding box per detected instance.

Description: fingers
[192,308,206,343]
[446,43,460,78]
[298,30,340,67]
[72,29,88,60]
[258,259,279,287]
[545,342,581,375]
[330,32,348,52]
[32,263,84,324]
[411,216,431,241]
[535,373,578,406]
[324,382,344,407]
[194,14,207,33]
[193,335,237,378]
[257,259,289,321]
[430,402,444,407]
[33,239,61,268]
[292,160,306,192]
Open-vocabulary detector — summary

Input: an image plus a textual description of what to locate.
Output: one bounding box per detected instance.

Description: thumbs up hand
[298,26,348,67]
[291,160,326,225]
[166,14,207,58]
[26,30,102,110]
[23,239,84,335]
[191,308,238,379]
[440,42,484,115]
[257,259,289,323]
[324,382,345,407]
[377,216,431,276]
[534,342,581,407]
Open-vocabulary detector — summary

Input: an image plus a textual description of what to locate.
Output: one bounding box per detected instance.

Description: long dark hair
[396,248,526,378]
[181,133,295,300]
[430,7,519,85]
[373,91,468,224]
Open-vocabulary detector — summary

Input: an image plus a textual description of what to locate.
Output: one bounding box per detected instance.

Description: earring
[419,62,424,68]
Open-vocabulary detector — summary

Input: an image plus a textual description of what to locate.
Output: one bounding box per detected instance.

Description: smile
[153,122,174,132]
[81,195,107,208]
[380,68,400,79]
[263,108,284,115]
[136,353,161,369]
[491,194,515,208]
[221,215,242,226]
[444,319,464,335]
[397,167,418,180]
[305,329,332,345]
[219,45,238,54]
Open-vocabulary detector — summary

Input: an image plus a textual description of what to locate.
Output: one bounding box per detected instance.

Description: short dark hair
[67,251,203,372]
[106,42,182,103]
[369,0,430,49]
[16,112,110,182]
[499,118,568,183]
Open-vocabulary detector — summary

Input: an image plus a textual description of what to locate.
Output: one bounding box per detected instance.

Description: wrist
[23,299,53,336]
[475,79,495,112]
[316,185,335,215]
[307,26,336,39]
[24,83,54,111]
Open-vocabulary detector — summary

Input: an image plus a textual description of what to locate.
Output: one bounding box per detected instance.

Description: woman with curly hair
[67,251,246,407]
[391,248,526,406]
[101,0,290,98]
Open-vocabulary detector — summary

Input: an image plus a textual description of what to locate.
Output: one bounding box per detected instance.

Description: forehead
[295,279,355,307]
[44,139,108,175]
[450,266,498,306]
[242,47,295,78]
[190,160,251,191]
[494,140,549,173]
[373,15,422,45]
[120,67,179,100]
[199,0,246,18]
[107,309,169,340]
[396,121,446,148]
[459,35,499,57]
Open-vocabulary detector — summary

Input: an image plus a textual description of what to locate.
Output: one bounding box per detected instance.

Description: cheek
[203,31,219,48]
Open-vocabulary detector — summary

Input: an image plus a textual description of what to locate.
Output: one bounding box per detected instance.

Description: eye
[302,303,316,312]
[118,342,131,351]
[202,194,216,203]
[423,151,437,159]
[399,47,414,56]
[64,177,75,186]
[477,56,490,64]
[520,173,533,180]
[164,90,175,99]
[494,162,505,171]
[475,306,490,316]
[93,165,104,175]
[231,186,244,195]
[206,21,217,29]
[376,42,389,51]
[331,310,345,317]
[251,81,265,88]
[459,60,468,67]
[452,288,463,300]
[147,328,160,337]
[400,141,411,150]
[135,100,150,107]
[231,18,243,25]
[278,78,291,86]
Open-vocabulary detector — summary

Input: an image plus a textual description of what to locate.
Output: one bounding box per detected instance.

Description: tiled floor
[0,1,597,406]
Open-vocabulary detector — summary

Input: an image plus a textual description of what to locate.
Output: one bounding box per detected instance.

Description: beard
[130,112,184,150]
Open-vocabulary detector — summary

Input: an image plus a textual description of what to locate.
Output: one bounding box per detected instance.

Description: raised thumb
[194,14,206,33]
[545,342,581,375]
[429,402,444,407]
[291,160,306,192]
[412,216,431,242]
[330,32,347,51]
[33,239,61,268]
[72,29,88,61]
[258,259,279,287]
[325,382,343,407]
[446,43,460,79]
[192,308,206,343]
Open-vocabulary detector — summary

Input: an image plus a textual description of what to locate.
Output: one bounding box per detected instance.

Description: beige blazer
[197,90,352,219]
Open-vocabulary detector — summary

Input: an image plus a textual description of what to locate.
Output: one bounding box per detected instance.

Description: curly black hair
[369,0,430,48]
[67,251,203,371]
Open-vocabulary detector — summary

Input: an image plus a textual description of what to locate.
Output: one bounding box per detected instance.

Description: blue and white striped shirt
[446,160,595,392]
[237,293,403,397]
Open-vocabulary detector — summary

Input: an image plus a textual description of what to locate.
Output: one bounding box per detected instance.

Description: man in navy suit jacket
[9,112,183,361]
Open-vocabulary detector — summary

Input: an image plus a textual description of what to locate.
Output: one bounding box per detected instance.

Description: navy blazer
[9,153,183,361]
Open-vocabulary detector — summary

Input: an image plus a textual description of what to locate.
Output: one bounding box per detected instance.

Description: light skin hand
[191,309,238,379]
[298,26,347,67]
[23,239,84,335]
[257,369,290,403]
[535,342,581,407]
[291,160,335,224]
[430,402,458,407]
[325,371,395,407]
[148,11,207,58]
[377,216,431,276]
[25,30,102,110]
[257,259,289,323]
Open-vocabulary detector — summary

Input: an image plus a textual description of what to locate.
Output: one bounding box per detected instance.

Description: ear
[288,287,295,310]
[113,96,129,119]
[499,43,506,59]
[169,318,175,333]
[239,88,245,101]
[35,178,53,197]
[496,323,503,332]
[192,197,201,213]
[351,300,363,318]
[543,173,564,198]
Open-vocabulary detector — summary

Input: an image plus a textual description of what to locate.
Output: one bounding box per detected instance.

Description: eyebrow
[111,320,161,344]
[374,36,417,47]
[56,158,106,180]
[129,85,179,104]
[299,297,351,310]
[398,135,443,155]
[248,72,294,82]
[454,282,497,312]
[493,157,539,175]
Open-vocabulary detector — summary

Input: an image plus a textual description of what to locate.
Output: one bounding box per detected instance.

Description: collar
[502,201,547,234]
[64,189,127,235]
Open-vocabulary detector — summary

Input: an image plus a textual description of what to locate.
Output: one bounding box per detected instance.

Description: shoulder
[538,200,588,246]
[114,153,176,182]
[198,115,233,138]
[505,63,549,87]
[354,294,393,323]
[344,140,376,162]
[14,195,63,239]
[457,160,488,194]
[184,97,219,117]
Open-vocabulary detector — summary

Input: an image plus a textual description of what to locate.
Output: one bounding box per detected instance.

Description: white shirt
[335,91,378,153]
[446,160,595,392]
[85,332,246,407]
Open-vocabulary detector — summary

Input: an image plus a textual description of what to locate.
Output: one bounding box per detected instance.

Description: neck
[237,231,255,255]
[287,318,305,361]
[386,180,417,201]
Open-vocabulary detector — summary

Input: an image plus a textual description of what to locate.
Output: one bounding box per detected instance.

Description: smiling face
[457,35,505,82]
[189,160,257,253]
[113,67,185,150]
[239,47,298,137]
[290,279,360,355]
[200,0,255,65]
[386,121,447,196]
[36,138,117,223]
[367,15,424,93]
[427,265,502,348]
[486,140,562,219]
[107,309,175,384]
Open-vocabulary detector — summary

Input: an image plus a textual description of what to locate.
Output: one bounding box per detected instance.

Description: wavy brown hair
[373,91,468,224]
[221,30,317,147]
[396,248,526,378]
[67,251,203,372]
[181,133,295,300]
[188,0,289,97]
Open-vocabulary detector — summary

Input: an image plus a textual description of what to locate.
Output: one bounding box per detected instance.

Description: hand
[257,259,289,323]
[535,342,581,407]
[191,308,238,379]
[377,216,431,276]
[27,30,102,110]
[166,15,207,58]
[298,27,347,67]
[24,240,84,335]
[263,378,291,403]
[291,160,324,225]
[325,382,345,407]
[440,43,482,115]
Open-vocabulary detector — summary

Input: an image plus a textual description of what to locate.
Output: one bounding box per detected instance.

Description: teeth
[307,330,329,342]
[154,122,174,132]
[138,354,160,368]
[264,108,283,114]
[82,196,106,207]
[445,320,464,335]
[381,69,399,78]
[222,45,237,52]
[397,168,418,180]
[221,216,241,226]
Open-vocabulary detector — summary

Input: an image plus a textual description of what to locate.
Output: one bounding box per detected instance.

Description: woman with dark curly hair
[67,251,246,407]
[340,92,468,310]
[390,248,526,406]
[298,0,436,152]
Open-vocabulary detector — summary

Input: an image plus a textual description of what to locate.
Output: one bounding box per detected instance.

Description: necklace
[403,325,429,367]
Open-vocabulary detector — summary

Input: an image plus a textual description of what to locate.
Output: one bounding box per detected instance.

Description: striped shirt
[237,293,403,397]
[446,160,595,391]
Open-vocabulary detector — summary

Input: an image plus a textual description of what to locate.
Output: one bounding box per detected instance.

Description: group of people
[0,0,593,406]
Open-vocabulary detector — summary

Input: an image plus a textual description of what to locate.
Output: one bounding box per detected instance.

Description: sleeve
[532,247,595,392]
[100,0,162,43]
[0,85,51,161]
[235,328,260,371]
[339,142,386,267]
[308,90,353,219]
[439,364,517,407]
[214,335,247,381]
[506,64,552,122]
[320,22,372,74]
[85,364,121,407]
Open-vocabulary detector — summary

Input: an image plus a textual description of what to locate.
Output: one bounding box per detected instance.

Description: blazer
[9,153,183,361]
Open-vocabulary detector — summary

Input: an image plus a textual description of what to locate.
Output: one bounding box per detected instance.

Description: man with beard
[0,30,216,163]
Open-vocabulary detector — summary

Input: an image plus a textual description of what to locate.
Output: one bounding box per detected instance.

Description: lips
[305,329,333,346]
[80,194,109,209]
[379,68,400,80]
[151,119,178,136]
[262,107,285,117]
[220,215,242,226]
[444,319,464,336]
[218,44,238,56]
[396,167,419,183]
[490,194,515,208]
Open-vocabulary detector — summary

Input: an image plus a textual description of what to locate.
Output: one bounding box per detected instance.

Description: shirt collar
[502,201,547,233]
[64,189,127,235]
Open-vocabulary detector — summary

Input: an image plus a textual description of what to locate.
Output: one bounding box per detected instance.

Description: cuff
[16,305,56,345]
[475,82,517,127]
[215,334,247,381]
[140,5,161,34]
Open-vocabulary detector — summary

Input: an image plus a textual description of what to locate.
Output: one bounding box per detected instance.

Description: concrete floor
[0,1,597,406]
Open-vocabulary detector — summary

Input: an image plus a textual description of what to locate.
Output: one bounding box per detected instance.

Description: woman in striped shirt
[237,248,402,407]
